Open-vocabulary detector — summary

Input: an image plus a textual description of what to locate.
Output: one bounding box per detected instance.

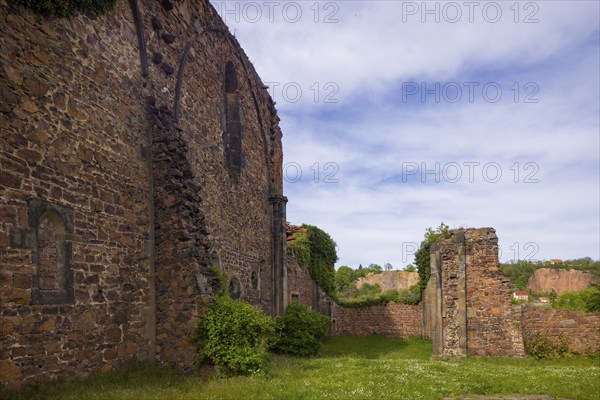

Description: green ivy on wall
[288,224,338,297]
[13,0,117,18]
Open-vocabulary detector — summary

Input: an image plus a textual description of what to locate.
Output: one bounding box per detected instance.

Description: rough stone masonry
[0,0,288,386]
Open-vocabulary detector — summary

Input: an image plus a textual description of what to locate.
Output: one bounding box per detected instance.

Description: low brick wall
[331,302,423,337]
[521,306,600,353]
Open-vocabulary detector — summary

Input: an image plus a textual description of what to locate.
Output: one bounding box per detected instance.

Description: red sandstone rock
[527,268,597,294]
[356,271,419,292]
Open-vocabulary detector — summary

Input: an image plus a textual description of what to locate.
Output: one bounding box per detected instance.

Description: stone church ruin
[1,0,289,385]
[1,0,598,389]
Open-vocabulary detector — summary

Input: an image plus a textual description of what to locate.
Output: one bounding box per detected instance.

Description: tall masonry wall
[0,0,286,386]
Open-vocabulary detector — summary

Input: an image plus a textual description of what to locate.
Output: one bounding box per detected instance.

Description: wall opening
[228,275,241,300]
[251,270,259,290]
[28,199,74,305]
[37,212,65,290]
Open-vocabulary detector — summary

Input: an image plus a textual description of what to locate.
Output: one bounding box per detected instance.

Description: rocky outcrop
[527,268,597,294]
[356,271,419,292]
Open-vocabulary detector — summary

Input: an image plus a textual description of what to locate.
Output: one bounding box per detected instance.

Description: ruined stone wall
[286,251,314,308]
[429,228,524,357]
[1,0,285,386]
[141,0,283,368]
[464,229,524,356]
[286,251,332,316]
[521,306,600,353]
[1,0,153,384]
[331,302,423,337]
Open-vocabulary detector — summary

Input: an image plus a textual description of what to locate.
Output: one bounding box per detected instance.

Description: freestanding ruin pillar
[428,228,525,357]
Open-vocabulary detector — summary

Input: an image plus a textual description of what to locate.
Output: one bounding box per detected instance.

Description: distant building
[513,291,529,301]
[550,259,563,264]
[539,297,550,304]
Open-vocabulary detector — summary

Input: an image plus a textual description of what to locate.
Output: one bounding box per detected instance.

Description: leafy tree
[334,266,354,291]
[415,222,450,292]
[384,263,393,271]
[368,263,383,273]
[405,264,416,272]
[553,286,600,312]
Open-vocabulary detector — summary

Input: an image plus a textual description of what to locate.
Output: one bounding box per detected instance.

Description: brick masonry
[331,302,423,338]
[1,0,287,386]
[521,305,600,354]
[286,251,332,316]
[426,228,525,357]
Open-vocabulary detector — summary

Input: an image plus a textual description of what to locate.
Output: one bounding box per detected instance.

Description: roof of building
[286,223,306,243]
[514,291,528,296]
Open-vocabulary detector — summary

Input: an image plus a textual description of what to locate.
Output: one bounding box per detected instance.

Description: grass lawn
[2,336,599,400]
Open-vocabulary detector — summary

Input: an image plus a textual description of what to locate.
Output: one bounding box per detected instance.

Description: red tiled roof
[514,291,528,296]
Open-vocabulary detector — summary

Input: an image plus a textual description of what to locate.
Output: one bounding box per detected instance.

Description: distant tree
[358,264,363,270]
[384,263,393,271]
[334,266,354,291]
[405,264,416,272]
[368,263,382,273]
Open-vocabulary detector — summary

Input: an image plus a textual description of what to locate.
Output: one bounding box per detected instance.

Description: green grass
[3,336,599,400]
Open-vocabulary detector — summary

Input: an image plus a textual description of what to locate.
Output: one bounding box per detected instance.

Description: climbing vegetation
[288,224,338,297]
[415,222,450,292]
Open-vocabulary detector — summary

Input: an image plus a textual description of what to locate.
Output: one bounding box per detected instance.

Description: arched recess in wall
[31,208,74,305]
[227,275,242,300]
[224,61,243,172]
[235,54,274,192]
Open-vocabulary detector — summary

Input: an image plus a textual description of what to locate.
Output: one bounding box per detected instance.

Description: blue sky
[212,1,600,268]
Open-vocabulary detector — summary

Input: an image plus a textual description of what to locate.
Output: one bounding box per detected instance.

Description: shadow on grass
[0,364,184,400]
[319,335,432,360]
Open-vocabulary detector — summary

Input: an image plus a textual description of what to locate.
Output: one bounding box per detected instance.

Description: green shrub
[271,301,331,357]
[398,284,422,305]
[194,295,275,376]
[13,0,117,18]
[587,287,600,312]
[553,287,600,312]
[525,333,570,360]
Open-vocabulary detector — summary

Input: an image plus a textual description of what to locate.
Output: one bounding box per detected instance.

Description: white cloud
[213,1,600,267]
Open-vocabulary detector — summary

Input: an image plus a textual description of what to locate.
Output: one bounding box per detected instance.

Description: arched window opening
[30,202,73,305]
[227,275,241,300]
[37,213,64,291]
[224,61,243,172]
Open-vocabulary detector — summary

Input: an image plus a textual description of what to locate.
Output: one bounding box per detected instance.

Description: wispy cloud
[213,1,600,267]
